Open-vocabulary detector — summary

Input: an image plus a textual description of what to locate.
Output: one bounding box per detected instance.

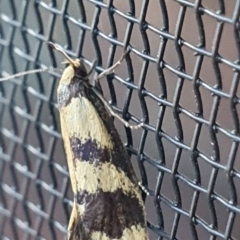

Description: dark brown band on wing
[69,136,138,185]
[75,189,146,239]
[70,137,110,164]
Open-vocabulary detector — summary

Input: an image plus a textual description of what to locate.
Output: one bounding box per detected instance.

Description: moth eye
[75,65,88,78]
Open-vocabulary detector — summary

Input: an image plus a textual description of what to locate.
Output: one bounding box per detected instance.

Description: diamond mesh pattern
[0,1,240,239]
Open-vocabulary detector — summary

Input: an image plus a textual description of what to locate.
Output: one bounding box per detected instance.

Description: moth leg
[96,48,131,81]
[93,48,143,129]
[92,87,143,130]
[138,182,150,196]
[93,49,130,100]
[94,50,130,95]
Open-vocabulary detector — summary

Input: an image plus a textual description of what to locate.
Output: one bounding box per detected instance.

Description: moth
[0,42,149,240]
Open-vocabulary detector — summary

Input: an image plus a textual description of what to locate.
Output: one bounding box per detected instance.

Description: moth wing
[59,96,148,240]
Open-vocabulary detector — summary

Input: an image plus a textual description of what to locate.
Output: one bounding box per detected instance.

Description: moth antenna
[47,42,77,67]
[0,67,58,82]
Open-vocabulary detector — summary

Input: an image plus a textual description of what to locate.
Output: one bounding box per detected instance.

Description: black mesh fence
[1,0,240,239]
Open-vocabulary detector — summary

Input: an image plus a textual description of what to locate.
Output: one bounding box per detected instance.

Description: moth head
[47,42,89,85]
[0,42,89,84]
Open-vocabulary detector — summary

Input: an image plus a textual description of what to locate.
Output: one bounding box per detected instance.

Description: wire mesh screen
[0,0,240,239]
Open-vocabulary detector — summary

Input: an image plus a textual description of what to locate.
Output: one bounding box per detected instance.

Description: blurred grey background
[0,0,240,239]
